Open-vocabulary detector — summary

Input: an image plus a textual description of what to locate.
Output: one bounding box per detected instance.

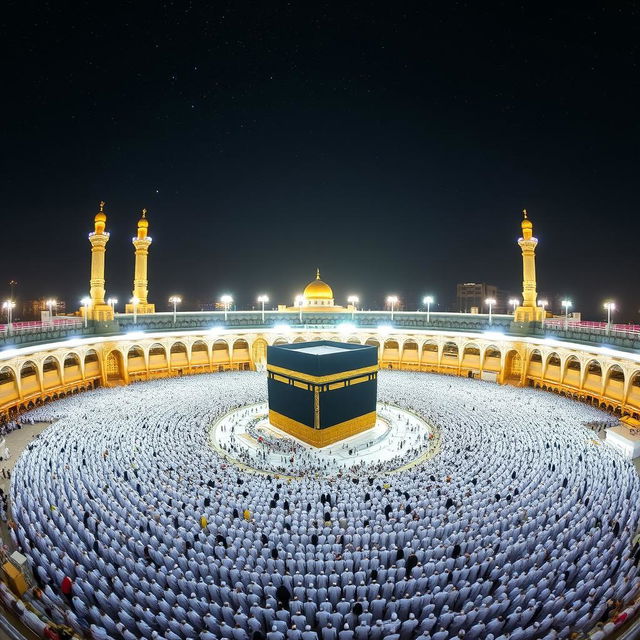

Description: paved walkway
[0,423,50,496]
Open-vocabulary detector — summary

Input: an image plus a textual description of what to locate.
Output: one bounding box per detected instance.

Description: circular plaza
[5,369,640,639]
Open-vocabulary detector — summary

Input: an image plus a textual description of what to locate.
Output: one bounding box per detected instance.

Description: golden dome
[138,208,149,228]
[521,208,532,229]
[94,201,107,233]
[303,269,334,300]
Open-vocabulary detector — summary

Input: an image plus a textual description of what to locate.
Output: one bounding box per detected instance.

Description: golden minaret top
[94,200,107,234]
[137,208,149,237]
[521,207,533,239]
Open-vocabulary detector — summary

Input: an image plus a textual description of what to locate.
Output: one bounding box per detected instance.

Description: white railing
[0,317,83,335]
[543,318,640,337]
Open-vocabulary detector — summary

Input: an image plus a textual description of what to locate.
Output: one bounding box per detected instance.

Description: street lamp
[386,295,398,322]
[509,298,519,314]
[604,301,616,333]
[423,296,434,323]
[45,299,57,323]
[130,296,140,324]
[257,295,269,323]
[169,296,182,324]
[347,295,359,321]
[561,299,572,329]
[538,299,548,327]
[80,297,91,328]
[220,295,233,322]
[485,297,496,325]
[295,294,304,323]
[2,300,15,332]
[107,297,118,314]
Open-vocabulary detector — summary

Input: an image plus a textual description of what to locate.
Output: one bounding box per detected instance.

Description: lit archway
[0,366,19,405]
[170,342,189,369]
[127,346,146,373]
[401,340,419,365]
[42,356,62,390]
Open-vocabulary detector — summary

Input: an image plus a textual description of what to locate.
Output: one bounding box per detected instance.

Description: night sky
[2,2,639,319]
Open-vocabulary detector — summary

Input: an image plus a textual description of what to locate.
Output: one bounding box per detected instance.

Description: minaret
[86,201,114,321]
[125,209,155,314]
[514,209,544,323]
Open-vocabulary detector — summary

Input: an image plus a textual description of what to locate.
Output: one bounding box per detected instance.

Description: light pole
[561,299,572,329]
[386,295,398,322]
[80,297,91,328]
[604,301,615,334]
[509,298,519,314]
[485,297,496,325]
[538,299,548,328]
[46,299,57,323]
[257,295,269,323]
[107,297,118,315]
[220,295,233,322]
[423,296,434,323]
[295,295,303,323]
[347,295,359,321]
[130,296,140,324]
[169,296,181,324]
[2,300,15,332]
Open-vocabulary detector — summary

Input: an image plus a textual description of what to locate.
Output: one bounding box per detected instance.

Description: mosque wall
[1,329,639,421]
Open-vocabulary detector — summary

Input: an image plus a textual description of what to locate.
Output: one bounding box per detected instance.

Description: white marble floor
[210,402,437,476]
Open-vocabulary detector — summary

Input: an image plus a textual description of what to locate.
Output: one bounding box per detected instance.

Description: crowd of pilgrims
[6,371,640,640]
[216,405,434,476]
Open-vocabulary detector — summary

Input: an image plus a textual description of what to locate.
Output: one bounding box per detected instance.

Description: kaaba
[267,340,378,447]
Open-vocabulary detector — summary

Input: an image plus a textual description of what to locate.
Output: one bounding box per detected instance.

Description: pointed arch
[212,339,231,365]
[105,350,124,382]
[63,352,82,384]
[504,350,522,381]
[191,340,210,367]
[19,361,40,397]
[252,338,268,368]
[583,359,603,394]
[421,341,438,366]
[628,371,640,410]
[42,355,62,390]
[0,366,19,406]
[127,345,147,373]
[483,346,502,372]
[400,339,419,366]
[604,364,625,402]
[232,339,250,366]
[544,352,562,382]
[441,341,459,362]
[382,339,400,365]
[84,349,100,378]
[562,355,581,388]
[148,343,168,370]
[460,343,481,371]
[170,342,189,368]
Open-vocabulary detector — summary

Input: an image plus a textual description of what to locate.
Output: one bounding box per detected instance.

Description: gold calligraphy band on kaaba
[266,364,378,385]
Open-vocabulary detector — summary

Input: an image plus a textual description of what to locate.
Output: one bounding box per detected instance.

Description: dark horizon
[2,3,639,322]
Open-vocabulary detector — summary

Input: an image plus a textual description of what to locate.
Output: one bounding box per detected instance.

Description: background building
[456,283,498,313]
[21,299,67,320]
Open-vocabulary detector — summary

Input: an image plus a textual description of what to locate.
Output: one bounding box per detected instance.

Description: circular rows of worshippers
[7,371,640,640]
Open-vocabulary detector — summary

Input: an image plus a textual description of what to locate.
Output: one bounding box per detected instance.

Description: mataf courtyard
[5,370,640,639]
